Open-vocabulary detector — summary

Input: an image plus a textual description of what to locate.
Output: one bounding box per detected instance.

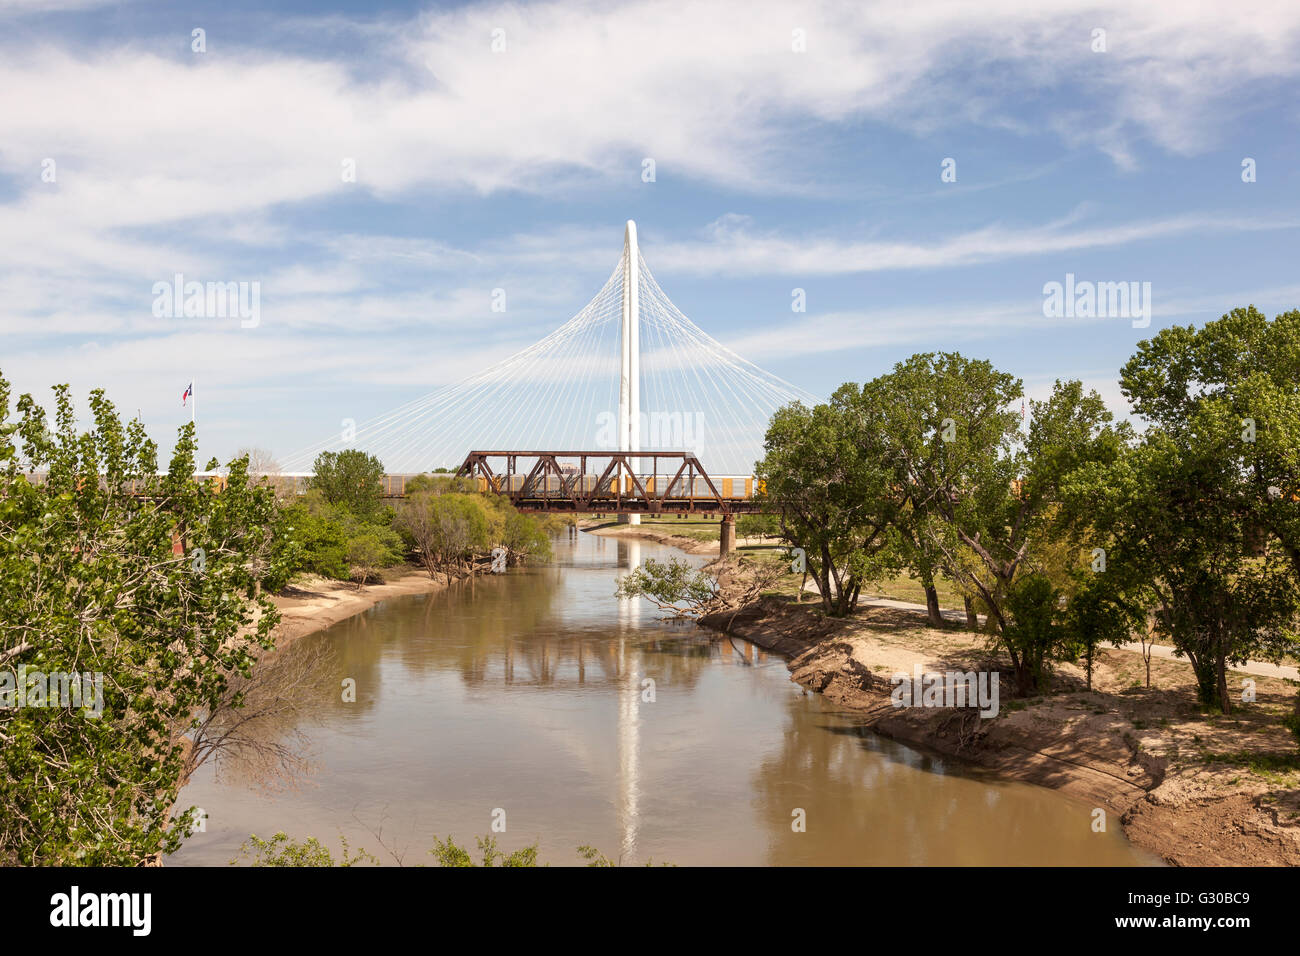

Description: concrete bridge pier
[720,513,735,557]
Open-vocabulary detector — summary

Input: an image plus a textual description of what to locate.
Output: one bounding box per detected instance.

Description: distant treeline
[279,450,564,586]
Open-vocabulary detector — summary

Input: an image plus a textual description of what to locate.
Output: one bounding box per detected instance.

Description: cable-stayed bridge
[280,221,817,540]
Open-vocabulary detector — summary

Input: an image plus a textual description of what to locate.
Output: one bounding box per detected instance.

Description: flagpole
[191,377,196,426]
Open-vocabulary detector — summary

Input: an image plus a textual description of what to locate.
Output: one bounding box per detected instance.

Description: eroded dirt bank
[700,595,1300,866]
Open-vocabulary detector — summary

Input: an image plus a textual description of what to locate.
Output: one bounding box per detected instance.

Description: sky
[1,0,1298,471]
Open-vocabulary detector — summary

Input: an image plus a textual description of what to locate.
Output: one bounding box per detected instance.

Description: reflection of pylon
[617,634,640,861]
[619,220,641,526]
[615,536,641,857]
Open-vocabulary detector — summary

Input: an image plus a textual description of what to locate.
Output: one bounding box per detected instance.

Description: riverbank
[269,569,450,652]
[580,517,771,557]
[700,594,1300,866]
[581,518,720,556]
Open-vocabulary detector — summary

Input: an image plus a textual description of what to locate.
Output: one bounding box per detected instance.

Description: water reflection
[171,532,1156,867]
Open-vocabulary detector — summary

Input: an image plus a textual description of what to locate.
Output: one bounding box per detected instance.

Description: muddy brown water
[171,533,1157,866]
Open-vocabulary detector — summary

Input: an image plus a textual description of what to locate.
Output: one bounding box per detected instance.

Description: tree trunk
[1217,656,1232,715]
[924,582,943,628]
[963,595,979,630]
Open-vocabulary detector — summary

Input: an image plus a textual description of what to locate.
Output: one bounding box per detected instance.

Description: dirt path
[854,593,1300,681]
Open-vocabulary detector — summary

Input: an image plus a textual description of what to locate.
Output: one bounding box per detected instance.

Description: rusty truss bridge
[455,450,764,515]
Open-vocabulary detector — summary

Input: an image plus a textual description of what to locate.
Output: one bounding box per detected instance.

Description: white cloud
[3,0,1299,460]
[655,211,1300,276]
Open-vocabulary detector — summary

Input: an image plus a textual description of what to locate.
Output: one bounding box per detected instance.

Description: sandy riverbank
[580,518,771,558]
[581,519,720,556]
[700,594,1300,866]
[268,569,450,652]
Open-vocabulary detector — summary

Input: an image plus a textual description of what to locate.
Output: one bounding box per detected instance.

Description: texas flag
[182,382,193,406]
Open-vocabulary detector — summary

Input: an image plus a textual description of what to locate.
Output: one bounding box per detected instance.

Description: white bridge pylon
[619,221,641,525]
[282,221,818,476]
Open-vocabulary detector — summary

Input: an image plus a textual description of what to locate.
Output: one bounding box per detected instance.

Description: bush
[737,513,781,541]
[310,449,385,519]
[279,500,348,579]
[0,375,285,864]
[1000,574,1066,696]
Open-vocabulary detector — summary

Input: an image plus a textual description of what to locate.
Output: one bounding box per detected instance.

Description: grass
[861,573,966,609]
[609,515,724,542]
[1199,750,1300,786]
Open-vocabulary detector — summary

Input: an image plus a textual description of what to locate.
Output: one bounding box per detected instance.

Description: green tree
[1110,306,1300,714]
[405,473,476,496]
[615,556,719,618]
[0,374,286,864]
[737,513,781,542]
[278,496,349,579]
[867,354,1023,627]
[345,532,392,586]
[499,507,553,565]
[395,491,492,582]
[1070,432,1298,712]
[310,449,385,519]
[1062,568,1143,692]
[999,574,1065,695]
[235,831,376,867]
[429,834,539,867]
[756,392,903,616]
[926,373,1124,636]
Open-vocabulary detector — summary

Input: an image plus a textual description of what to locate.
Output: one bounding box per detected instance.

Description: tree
[278,495,349,579]
[0,373,287,864]
[1068,371,1300,713]
[756,392,904,616]
[498,507,553,566]
[737,513,780,542]
[615,557,719,618]
[617,555,785,620]
[235,446,280,476]
[1061,568,1143,692]
[395,492,491,582]
[999,574,1065,695]
[406,473,476,496]
[1110,307,1300,715]
[235,832,376,867]
[923,373,1125,636]
[867,354,1023,627]
[346,532,391,587]
[310,449,385,519]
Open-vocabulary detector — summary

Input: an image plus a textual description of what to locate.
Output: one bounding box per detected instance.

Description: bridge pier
[719,513,735,558]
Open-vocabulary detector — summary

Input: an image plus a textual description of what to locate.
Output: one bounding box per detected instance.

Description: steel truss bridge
[454,450,764,516]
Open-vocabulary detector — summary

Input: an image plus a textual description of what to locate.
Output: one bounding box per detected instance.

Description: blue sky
[2,0,1299,470]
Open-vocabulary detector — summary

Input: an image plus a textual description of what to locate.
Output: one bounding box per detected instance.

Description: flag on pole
[182,382,193,406]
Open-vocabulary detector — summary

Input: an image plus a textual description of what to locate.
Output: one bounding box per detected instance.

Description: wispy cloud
[654,212,1300,276]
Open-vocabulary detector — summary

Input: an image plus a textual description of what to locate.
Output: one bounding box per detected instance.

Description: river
[171,531,1155,866]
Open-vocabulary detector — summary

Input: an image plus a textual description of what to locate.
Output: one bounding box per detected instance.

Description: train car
[718,477,754,499]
